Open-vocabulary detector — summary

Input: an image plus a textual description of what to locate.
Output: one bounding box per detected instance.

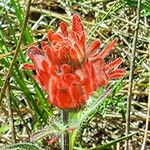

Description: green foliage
[122,0,150,16]
[68,80,126,149]
[0,124,10,134]
[0,0,51,126]
[11,0,33,44]
[93,79,126,116]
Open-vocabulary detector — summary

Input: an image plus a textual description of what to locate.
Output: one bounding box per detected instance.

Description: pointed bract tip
[47,30,54,42]
[72,14,81,21]
[59,21,68,36]
[27,46,43,57]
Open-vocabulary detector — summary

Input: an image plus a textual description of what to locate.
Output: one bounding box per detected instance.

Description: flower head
[24,14,125,109]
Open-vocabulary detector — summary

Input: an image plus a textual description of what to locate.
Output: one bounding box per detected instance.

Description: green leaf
[122,0,150,16]
[0,125,10,134]
[11,0,33,44]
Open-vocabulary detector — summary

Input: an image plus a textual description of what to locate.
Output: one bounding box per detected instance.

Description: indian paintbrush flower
[23,14,125,109]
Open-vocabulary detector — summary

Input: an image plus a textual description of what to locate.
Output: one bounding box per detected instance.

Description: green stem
[62,110,69,150]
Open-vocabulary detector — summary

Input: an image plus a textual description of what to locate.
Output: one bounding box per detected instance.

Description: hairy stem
[62,110,69,150]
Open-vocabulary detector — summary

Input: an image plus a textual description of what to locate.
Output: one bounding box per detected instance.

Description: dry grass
[0,0,149,149]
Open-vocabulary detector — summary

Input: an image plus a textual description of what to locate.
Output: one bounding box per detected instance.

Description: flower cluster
[24,14,125,109]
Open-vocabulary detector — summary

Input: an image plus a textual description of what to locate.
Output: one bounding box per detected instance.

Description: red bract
[24,14,125,109]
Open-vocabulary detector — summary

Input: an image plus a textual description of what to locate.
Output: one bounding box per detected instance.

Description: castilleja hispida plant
[23,14,125,109]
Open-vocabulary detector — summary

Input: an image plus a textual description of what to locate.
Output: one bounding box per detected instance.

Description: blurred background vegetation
[0,0,149,149]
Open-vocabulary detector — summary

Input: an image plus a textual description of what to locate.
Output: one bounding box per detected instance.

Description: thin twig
[0,41,36,60]
[7,84,16,143]
[125,0,141,150]
[0,0,32,105]
[29,6,111,27]
[141,92,150,150]
[141,45,150,150]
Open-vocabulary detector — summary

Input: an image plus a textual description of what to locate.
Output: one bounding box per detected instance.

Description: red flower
[23,14,125,109]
